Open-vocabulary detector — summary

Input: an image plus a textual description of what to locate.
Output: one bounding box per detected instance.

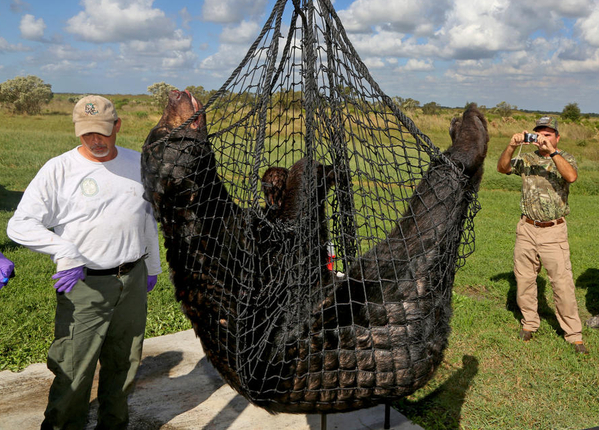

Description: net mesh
[141,0,483,414]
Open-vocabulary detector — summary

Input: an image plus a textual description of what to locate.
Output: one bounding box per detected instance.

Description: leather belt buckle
[117,254,147,278]
[86,255,145,277]
[522,215,564,228]
[117,261,136,277]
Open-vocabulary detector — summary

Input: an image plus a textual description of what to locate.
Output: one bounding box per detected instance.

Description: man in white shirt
[7,95,161,430]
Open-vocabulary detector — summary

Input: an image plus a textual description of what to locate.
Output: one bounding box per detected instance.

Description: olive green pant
[41,261,147,430]
[513,218,583,343]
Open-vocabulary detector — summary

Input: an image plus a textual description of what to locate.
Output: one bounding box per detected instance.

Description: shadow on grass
[490,271,562,336]
[394,355,478,430]
[0,184,23,212]
[576,268,599,315]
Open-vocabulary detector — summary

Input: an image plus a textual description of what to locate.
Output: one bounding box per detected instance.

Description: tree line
[0,75,586,122]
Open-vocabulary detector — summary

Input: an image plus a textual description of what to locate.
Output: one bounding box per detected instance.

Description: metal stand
[320,403,391,430]
[384,402,391,429]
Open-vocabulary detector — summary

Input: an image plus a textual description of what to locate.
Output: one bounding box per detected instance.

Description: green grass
[1,100,599,429]
[406,190,599,429]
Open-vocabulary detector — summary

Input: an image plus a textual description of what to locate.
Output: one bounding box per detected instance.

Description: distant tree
[422,101,441,115]
[493,101,514,117]
[401,98,420,111]
[0,75,53,115]
[392,96,404,108]
[68,95,86,103]
[272,89,303,111]
[147,82,177,108]
[561,102,581,122]
[185,85,209,103]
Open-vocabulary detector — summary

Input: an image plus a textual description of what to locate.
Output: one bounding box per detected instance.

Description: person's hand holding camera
[533,133,556,154]
[510,131,532,147]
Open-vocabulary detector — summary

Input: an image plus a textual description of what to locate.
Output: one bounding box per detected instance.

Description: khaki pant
[41,260,147,430]
[514,217,582,343]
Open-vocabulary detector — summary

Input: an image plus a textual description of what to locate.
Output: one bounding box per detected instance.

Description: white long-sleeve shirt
[7,146,162,275]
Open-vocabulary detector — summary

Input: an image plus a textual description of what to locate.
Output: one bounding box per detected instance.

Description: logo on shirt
[81,178,99,196]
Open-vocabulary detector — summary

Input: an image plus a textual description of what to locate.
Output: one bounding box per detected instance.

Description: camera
[523,132,538,143]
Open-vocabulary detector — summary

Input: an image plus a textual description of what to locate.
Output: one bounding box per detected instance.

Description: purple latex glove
[147,275,158,292]
[0,252,15,289]
[51,266,85,293]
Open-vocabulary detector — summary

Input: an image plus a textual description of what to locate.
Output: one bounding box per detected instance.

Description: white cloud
[23,44,115,77]
[197,17,266,75]
[220,20,261,44]
[65,0,175,43]
[434,0,529,59]
[42,60,98,74]
[576,6,599,47]
[338,0,594,62]
[60,0,199,75]
[401,59,434,72]
[114,30,197,73]
[362,57,385,69]
[161,51,197,69]
[0,36,32,52]
[338,0,450,35]
[120,30,193,56]
[201,0,269,24]
[199,43,248,70]
[20,14,46,41]
[45,44,115,62]
[539,0,596,18]
[348,30,407,57]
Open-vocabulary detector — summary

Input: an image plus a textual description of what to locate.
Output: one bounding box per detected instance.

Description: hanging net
[141,0,487,415]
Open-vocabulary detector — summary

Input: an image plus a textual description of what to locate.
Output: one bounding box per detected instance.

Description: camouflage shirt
[510,150,577,221]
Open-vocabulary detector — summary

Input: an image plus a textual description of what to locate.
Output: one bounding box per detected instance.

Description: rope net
[142,0,485,414]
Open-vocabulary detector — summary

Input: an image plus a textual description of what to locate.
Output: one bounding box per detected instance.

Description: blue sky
[1,0,599,113]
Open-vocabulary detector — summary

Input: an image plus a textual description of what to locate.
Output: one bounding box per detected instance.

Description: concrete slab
[0,329,423,430]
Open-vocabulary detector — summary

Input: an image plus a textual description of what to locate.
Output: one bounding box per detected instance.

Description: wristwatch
[549,151,559,158]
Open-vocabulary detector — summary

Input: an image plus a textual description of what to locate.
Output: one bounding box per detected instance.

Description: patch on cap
[84,103,100,116]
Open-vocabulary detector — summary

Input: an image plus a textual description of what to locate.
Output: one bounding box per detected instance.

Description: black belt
[522,215,565,228]
[86,258,141,277]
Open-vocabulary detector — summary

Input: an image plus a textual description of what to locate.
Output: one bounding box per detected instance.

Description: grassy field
[1,95,598,429]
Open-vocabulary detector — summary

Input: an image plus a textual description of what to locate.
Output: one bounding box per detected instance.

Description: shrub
[492,101,514,118]
[422,101,441,115]
[185,85,210,103]
[114,99,129,110]
[68,95,86,103]
[562,102,581,122]
[401,98,420,111]
[147,82,177,108]
[0,75,53,114]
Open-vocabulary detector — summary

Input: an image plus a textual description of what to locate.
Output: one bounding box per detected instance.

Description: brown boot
[519,329,533,342]
[573,341,589,355]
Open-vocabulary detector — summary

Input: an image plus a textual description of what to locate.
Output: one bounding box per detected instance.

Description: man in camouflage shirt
[497,116,587,354]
